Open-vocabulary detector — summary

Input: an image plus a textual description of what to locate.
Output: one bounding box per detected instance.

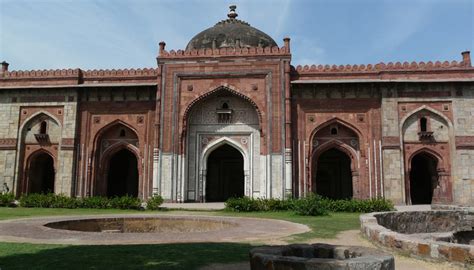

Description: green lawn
[0,208,361,269]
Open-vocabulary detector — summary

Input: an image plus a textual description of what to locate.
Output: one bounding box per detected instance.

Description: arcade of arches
[2,6,472,206]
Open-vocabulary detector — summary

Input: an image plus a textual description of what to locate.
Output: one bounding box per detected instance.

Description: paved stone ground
[161,202,225,210]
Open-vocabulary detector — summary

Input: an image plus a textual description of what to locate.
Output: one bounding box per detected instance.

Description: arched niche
[184,87,260,202]
[92,121,141,197]
[309,119,362,199]
[25,150,55,194]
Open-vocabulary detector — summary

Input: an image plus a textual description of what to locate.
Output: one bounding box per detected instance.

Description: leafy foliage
[292,194,329,216]
[225,194,394,215]
[0,192,15,206]
[18,193,144,210]
[146,195,164,210]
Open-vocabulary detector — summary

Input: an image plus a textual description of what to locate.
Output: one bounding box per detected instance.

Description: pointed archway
[106,149,139,197]
[206,144,244,202]
[314,148,353,199]
[92,121,141,197]
[409,152,438,204]
[27,152,55,194]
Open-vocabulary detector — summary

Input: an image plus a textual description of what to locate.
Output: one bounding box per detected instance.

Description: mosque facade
[1,6,473,205]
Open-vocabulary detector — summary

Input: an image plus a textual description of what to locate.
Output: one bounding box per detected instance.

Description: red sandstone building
[1,6,473,205]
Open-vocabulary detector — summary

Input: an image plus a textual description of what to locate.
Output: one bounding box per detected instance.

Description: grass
[0,242,252,270]
[0,207,361,269]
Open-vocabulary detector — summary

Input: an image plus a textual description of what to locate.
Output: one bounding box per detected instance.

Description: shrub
[0,192,15,206]
[146,195,164,210]
[320,197,395,213]
[80,196,111,209]
[108,195,141,209]
[225,197,295,212]
[225,197,260,212]
[19,193,78,208]
[293,194,329,216]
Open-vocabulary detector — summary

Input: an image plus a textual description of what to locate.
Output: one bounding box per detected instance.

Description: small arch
[19,111,61,132]
[26,150,55,194]
[105,148,139,197]
[330,127,338,135]
[93,119,139,147]
[314,148,353,199]
[309,117,363,147]
[119,129,126,137]
[401,106,452,131]
[409,151,439,204]
[221,102,229,109]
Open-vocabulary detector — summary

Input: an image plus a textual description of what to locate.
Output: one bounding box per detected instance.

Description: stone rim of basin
[249,243,395,270]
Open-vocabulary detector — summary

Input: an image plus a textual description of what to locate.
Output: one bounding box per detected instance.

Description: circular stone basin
[250,243,394,270]
[45,217,232,233]
[0,215,310,245]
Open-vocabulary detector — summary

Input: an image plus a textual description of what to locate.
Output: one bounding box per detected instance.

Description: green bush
[80,196,111,209]
[18,193,146,210]
[146,195,164,210]
[225,197,260,212]
[293,194,329,216]
[19,193,79,208]
[0,192,15,206]
[225,197,295,212]
[320,197,395,213]
[108,195,141,209]
[224,194,394,214]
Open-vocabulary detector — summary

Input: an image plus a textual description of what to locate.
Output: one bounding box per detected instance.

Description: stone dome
[186,5,277,50]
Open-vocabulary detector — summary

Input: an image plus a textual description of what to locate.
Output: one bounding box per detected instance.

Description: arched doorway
[106,149,139,197]
[206,144,244,202]
[314,148,353,199]
[410,153,438,204]
[28,152,55,194]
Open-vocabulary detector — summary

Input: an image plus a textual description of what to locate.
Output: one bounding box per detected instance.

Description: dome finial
[227,5,238,19]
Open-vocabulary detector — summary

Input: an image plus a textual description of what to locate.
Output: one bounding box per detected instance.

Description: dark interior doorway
[314,148,353,199]
[206,144,244,202]
[28,153,55,194]
[106,149,138,197]
[410,153,438,204]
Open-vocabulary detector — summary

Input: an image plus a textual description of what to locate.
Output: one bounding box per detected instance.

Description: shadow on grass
[0,242,253,270]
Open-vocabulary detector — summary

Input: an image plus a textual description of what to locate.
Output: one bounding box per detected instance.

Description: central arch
[27,151,55,194]
[314,148,353,199]
[184,86,260,202]
[205,144,244,202]
[106,148,139,197]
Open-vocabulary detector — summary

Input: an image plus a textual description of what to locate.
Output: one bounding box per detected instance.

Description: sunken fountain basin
[249,243,395,270]
[360,210,474,266]
[0,214,310,245]
[45,216,232,233]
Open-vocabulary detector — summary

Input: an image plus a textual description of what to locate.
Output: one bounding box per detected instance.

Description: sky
[1,0,473,70]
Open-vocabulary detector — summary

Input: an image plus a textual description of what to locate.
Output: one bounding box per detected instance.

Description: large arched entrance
[106,149,139,197]
[206,144,244,202]
[314,148,353,199]
[28,152,55,194]
[185,86,261,202]
[410,153,438,204]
